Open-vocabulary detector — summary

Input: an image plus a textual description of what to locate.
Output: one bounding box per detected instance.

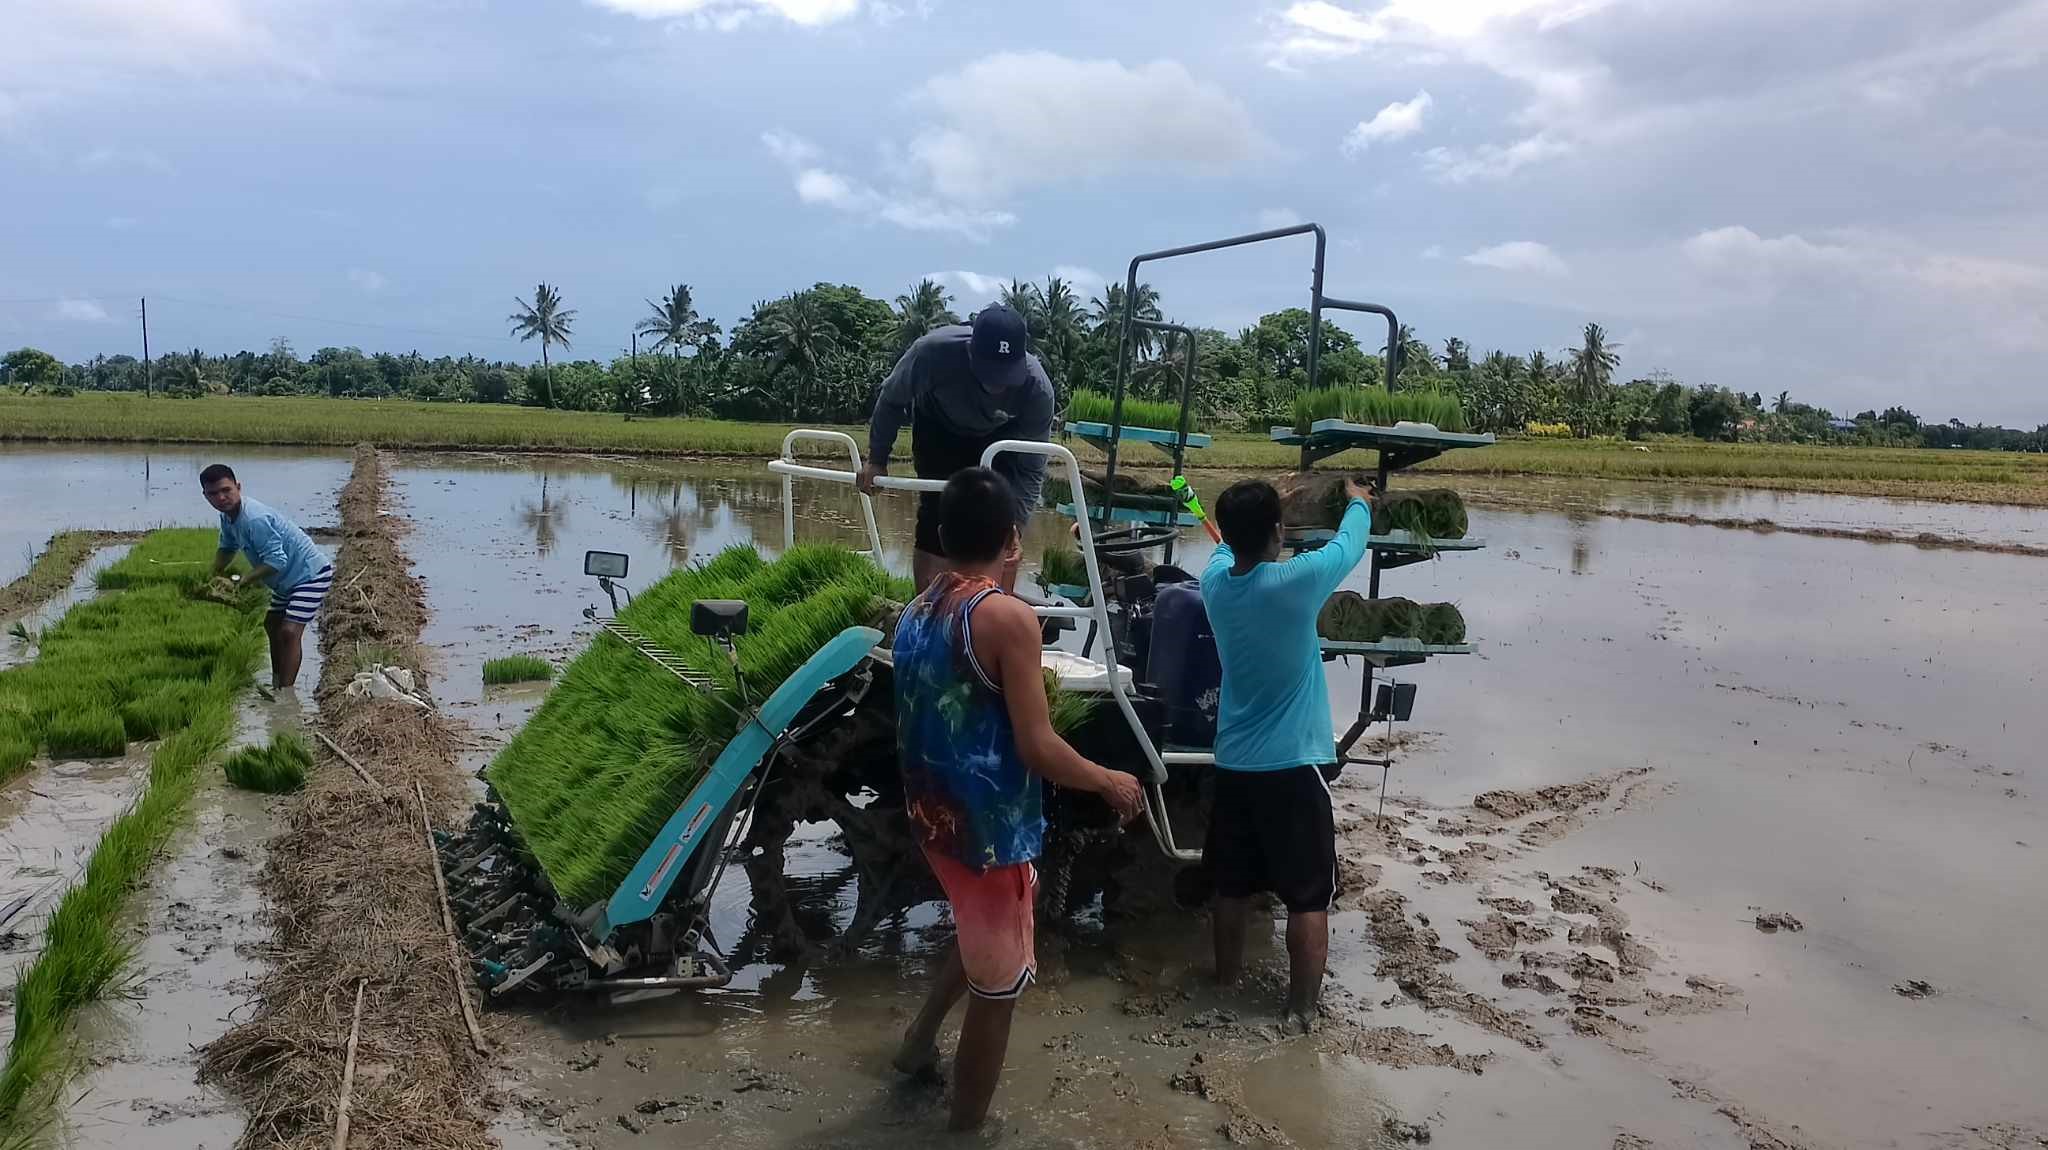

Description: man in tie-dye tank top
[890,466,1145,1131]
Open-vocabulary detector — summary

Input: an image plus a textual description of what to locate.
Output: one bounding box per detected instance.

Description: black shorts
[1205,765,1338,913]
[911,406,1007,557]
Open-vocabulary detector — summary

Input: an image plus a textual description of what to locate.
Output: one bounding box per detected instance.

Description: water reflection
[514,472,567,558]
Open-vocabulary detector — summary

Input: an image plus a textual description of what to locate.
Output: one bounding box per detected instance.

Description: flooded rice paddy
[0,443,2043,1148]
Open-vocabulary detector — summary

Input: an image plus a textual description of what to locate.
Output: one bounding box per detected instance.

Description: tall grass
[1291,387,1469,433]
[481,655,554,685]
[1066,390,1202,434]
[0,529,257,1137]
[488,545,913,908]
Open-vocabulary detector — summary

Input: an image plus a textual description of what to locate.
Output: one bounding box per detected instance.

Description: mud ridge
[0,529,139,617]
[1542,505,2048,559]
[200,446,495,1150]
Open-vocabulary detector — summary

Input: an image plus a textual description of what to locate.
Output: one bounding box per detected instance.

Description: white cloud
[765,125,1014,240]
[1052,265,1106,293]
[1256,207,1304,229]
[908,53,1263,202]
[1419,244,1444,260]
[1342,90,1431,154]
[347,268,387,294]
[1464,240,1569,275]
[1421,132,1569,182]
[586,0,860,26]
[3,0,310,118]
[54,298,111,323]
[931,270,1005,303]
[760,129,820,166]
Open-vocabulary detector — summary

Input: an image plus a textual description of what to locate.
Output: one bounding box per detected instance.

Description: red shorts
[923,845,1036,1000]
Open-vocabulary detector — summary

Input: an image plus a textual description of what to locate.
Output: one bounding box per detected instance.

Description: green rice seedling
[488,544,913,908]
[0,713,34,780]
[1066,390,1202,434]
[1038,545,1090,589]
[41,707,127,759]
[221,731,310,794]
[1316,593,1466,645]
[119,681,213,741]
[1043,670,1096,738]
[1291,387,1469,434]
[482,655,555,685]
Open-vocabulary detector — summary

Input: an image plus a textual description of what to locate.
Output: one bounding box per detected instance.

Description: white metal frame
[767,431,1205,862]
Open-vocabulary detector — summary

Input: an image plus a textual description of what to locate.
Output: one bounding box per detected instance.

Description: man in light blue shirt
[202,463,332,689]
[1199,474,1372,1031]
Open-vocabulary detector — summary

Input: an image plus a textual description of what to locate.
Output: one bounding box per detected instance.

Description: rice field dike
[5,392,2047,505]
[0,532,137,621]
[0,528,263,1140]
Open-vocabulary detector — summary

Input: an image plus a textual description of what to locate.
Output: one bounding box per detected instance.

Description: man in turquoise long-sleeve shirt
[1199,475,1372,1030]
[202,463,332,690]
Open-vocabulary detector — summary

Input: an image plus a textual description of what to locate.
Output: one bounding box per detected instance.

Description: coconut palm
[509,282,576,408]
[1089,281,1163,360]
[1568,322,1620,400]
[892,278,958,352]
[1038,276,1083,391]
[763,296,838,419]
[637,284,718,361]
[999,278,1043,330]
[1774,390,1792,414]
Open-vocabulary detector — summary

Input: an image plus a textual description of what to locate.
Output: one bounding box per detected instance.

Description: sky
[1,0,2044,425]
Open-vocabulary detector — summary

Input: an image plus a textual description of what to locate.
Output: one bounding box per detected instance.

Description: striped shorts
[270,566,334,625]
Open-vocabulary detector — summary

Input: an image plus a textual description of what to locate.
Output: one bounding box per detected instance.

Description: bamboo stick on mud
[334,979,366,1150]
[417,779,490,1054]
[313,729,387,795]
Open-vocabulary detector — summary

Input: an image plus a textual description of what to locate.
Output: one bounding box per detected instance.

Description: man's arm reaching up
[970,592,1144,821]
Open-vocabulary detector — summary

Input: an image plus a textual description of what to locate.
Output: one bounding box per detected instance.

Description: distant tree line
[4,277,2041,451]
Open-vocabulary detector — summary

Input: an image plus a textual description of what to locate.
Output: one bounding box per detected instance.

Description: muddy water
[367,452,2047,1149]
[0,445,349,585]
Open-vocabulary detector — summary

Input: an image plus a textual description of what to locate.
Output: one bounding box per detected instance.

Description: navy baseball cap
[967,304,1031,393]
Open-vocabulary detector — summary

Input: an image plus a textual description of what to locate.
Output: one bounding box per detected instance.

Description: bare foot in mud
[892,1040,942,1080]
[1286,1009,1320,1036]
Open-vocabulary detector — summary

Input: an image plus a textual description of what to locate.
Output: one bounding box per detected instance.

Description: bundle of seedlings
[1290,387,1469,434]
[1066,389,1201,433]
[221,730,313,793]
[1316,591,1467,645]
[486,544,914,909]
[481,654,554,685]
[0,528,258,1132]
[1276,473,1468,540]
[1038,543,1090,590]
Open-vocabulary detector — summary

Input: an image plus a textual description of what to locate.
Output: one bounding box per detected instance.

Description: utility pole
[140,297,152,398]
[631,330,638,367]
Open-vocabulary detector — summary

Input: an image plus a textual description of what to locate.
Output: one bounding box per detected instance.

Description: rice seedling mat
[1270,418,1497,471]
[1063,420,1213,455]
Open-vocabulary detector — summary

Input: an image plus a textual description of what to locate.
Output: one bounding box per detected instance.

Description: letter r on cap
[999,340,1010,354]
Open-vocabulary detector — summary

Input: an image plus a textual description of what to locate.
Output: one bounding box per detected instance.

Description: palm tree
[637,284,717,361]
[892,278,958,352]
[1389,323,1433,380]
[1088,281,1162,359]
[999,278,1043,330]
[509,282,576,408]
[763,296,838,419]
[1568,322,1620,398]
[1774,390,1792,414]
[1039,276,1083,392]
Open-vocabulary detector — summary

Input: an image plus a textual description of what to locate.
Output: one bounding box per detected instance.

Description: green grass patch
[482,655,555,685]
[0,527,256,1136]
[1291,387,1469,434]
[220,731,311,794]
[1066,390,1203,434]
[488,545,912,909]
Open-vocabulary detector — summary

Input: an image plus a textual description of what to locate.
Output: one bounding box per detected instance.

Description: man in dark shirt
[857,304,1054,591]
